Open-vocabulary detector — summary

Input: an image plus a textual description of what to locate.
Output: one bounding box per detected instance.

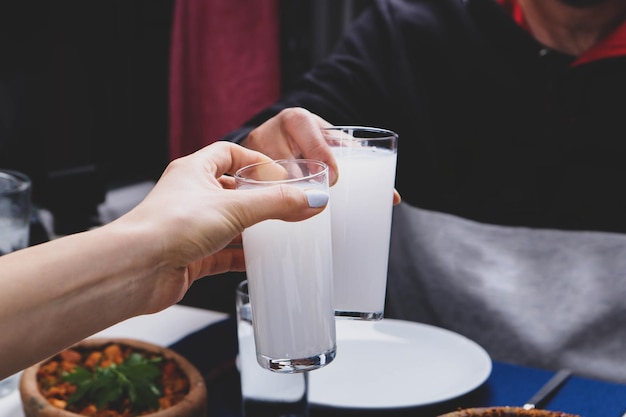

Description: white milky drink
[237,312,307,402]
[243,205,336,369]
[235,281,309,416]
[325,127,398,320]
[236,159,336,373]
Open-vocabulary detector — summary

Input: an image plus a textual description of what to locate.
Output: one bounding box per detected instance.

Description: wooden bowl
[439,407,581,417]
[19,338,207,417]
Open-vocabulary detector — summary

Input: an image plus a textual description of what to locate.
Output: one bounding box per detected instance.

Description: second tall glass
[235,159,336,373]
[322,126,398,320]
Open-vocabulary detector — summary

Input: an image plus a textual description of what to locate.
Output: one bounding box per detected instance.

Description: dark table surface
[169,317,626,417]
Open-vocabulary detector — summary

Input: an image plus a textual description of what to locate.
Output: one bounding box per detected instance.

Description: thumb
[236,185,330,227]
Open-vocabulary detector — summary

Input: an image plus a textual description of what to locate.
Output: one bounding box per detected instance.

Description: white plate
[308,318,492,409]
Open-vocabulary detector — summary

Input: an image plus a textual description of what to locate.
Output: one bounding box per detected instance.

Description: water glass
[0,169,31,398]
[322,126,398,320]
[234,159,336,373]
[236,280,309,417]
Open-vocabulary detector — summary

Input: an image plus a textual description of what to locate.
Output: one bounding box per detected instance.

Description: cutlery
[522,369,572,410]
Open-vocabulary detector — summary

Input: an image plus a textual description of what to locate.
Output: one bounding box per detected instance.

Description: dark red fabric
[496,0,626,66]
[573,20,626,66]
[168,0,281,160]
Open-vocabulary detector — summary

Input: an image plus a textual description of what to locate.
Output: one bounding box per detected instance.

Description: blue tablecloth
[169,317,626,417]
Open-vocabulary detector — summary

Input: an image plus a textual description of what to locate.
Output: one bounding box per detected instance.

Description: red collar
[496,0,626,66]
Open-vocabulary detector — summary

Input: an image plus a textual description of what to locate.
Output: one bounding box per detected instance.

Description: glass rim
[322,126,398,140]
[0,170,31,194]
[234,159,328,186]
[236,279,248,295]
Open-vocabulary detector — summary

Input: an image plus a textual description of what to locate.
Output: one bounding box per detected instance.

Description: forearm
[0,220,161,377]
[0,140,328,379]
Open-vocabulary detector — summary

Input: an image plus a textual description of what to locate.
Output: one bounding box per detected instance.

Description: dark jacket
[225,0,626,233]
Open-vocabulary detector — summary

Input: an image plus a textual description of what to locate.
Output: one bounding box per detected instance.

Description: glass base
[334,310,383,320]
[258,346,336,373]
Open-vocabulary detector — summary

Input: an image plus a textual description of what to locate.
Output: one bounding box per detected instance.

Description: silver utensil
[523,369,573,410]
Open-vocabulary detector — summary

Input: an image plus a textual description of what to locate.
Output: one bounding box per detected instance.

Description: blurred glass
[0,169,31,398]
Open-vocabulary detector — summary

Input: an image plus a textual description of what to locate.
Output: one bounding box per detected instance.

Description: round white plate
[308,318,492,409]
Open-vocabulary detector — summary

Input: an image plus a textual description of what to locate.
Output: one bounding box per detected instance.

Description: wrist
[107,214,190,313]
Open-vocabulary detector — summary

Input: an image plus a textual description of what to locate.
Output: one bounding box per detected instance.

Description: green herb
[62,352,163,412]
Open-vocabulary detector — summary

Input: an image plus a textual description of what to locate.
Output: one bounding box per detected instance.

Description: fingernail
[305,190,329,208]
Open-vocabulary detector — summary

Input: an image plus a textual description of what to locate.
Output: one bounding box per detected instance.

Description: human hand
[243,107,401,204]
[116,141,329,308]
[242,107,339,185]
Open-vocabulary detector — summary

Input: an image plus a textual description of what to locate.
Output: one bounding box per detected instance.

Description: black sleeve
[220,0,410,143]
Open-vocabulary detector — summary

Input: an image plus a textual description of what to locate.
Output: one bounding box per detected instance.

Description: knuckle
[279,107,312,130]
[278,184,299,206]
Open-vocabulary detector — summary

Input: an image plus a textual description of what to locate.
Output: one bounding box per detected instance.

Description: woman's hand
[118,141,330,309]
[0,141,329,376]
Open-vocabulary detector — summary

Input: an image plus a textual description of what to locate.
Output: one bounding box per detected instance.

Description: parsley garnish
[62,352,163,412]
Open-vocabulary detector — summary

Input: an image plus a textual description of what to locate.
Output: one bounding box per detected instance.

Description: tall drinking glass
[322,126,398,320]
[236,280,309,417]
[235,159,336,373]
[0,169,31,397]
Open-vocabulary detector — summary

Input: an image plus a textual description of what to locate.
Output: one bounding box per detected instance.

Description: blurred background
[0,0,373,236]
[0,0,372,310]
